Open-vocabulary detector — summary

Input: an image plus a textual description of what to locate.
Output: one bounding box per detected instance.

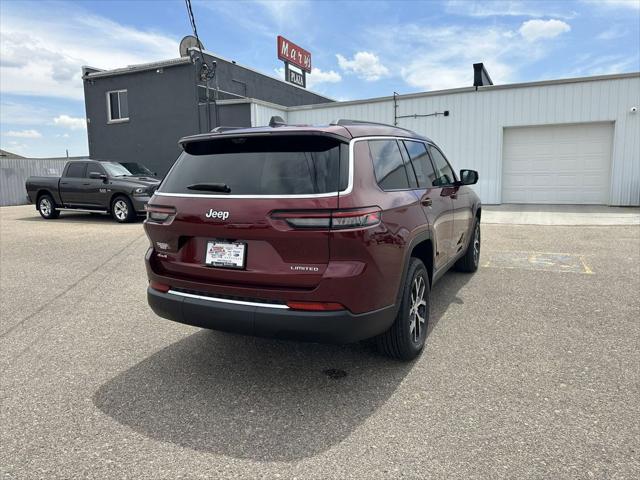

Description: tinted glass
[120,162,153,176]
[102,162,134,177]
[428,145,456,187]
[66,162,85,178]
[403,141,437,188]
[368,140,409,190]
[85,163,106,177]
[118,91,128,118]
[109,92,120,120]
[160,136,347,195]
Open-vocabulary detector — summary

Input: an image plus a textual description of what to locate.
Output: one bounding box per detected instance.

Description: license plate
[205,241,246,269]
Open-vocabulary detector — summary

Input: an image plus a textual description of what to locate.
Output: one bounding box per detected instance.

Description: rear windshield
[159,135,348,195]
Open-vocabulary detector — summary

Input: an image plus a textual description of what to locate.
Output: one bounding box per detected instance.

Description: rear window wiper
[186,183,231,193]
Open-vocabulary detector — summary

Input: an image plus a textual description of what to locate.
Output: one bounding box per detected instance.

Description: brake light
[286,301,345,311]
[146,204,176,224]
[272,207,381,230]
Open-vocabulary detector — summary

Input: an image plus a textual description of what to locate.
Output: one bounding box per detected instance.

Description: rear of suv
[144,119,481,360]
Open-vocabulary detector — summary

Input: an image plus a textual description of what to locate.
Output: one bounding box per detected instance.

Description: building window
[107,90,129,123]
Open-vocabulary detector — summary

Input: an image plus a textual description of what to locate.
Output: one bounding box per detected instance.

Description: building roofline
[193,48,336,102]
[82,57,193,79]
[286,71,640,111]
[217,97,291,110]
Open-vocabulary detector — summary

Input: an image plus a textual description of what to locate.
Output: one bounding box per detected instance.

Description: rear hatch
[145,133,349,291]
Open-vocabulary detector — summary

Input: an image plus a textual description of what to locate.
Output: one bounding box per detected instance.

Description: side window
[85,163,105,178]
[368,139,410,190]
[403,141,437,189]
[107,90,129,122]
[428,145,456,187]
[65,162,86,178]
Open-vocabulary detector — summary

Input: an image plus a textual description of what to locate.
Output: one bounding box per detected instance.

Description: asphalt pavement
[1,205,639,479]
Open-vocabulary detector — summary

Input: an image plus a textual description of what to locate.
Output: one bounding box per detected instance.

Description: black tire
[376,258,430,361]
[110,195,136,223]
[455,217,480,273]
[37,194,60,219]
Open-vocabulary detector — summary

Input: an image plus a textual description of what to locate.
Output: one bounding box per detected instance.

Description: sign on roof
[277,35,312,73]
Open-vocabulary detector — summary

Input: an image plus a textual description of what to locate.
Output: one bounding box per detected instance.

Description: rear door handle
[421,198,432,207]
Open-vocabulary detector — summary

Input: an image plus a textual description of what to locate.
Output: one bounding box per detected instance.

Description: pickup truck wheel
[376,257,429,361]
[111,196,135,223]
[38,194,60,219]
[455,218,480,273]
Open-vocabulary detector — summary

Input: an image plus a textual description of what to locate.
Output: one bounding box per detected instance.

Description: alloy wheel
[40,198,52,216]
[473,223,480,266]
[114,200,128,220]
[408,275,427,343]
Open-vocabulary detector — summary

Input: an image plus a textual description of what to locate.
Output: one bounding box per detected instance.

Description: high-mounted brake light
[272,207,381,230]
[146,204,176,224]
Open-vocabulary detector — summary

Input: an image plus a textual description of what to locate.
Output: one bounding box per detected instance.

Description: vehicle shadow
[93,270,472,462]
[16,213,143,224]
[427,270,472,337]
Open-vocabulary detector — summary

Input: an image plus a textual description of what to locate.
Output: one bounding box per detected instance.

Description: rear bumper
[147,287,395,343]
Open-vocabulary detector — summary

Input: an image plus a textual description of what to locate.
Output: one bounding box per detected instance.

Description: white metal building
[224,72,640,206]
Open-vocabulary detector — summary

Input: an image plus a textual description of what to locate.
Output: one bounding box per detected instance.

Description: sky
[1,0,639,158]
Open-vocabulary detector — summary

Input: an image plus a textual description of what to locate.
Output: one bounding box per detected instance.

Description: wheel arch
[36,189,55,206]
[109,192,131,212]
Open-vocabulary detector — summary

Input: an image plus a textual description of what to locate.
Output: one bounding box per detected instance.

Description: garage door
[502,123,613,204]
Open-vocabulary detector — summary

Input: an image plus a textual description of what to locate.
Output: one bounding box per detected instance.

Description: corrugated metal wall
[251,102,288,127]
[271,75,640,205]
[0,158,70,206]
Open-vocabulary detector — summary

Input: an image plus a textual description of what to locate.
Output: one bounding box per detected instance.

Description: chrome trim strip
[154,137,357,199]
[58,208,107,213]
[167,289,290,309]
[153,135,411,200]
[155,191,339,199]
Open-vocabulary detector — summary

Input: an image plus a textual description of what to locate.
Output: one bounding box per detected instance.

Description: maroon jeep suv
[144,119,481,360]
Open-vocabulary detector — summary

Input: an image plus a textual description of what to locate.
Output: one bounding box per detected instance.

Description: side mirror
[459,169,478,185]
[89,172,107,181]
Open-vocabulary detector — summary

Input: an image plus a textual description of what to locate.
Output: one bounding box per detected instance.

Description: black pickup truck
[26,159,161,223]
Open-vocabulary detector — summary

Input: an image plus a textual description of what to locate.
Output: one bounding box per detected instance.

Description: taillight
[272,207,381,230]
[286,301,345,311]
[146,204,176,224]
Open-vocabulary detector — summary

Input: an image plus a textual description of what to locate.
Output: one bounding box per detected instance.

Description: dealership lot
[1,205,639,479]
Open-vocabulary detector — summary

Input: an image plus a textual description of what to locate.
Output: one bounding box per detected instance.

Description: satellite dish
[179,35,204,57]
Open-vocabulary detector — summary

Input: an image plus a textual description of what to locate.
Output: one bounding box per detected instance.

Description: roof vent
[269,116,287,127]
[473,63,493,88]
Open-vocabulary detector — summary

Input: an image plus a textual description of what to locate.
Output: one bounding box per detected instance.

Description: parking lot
[1,204,639,479]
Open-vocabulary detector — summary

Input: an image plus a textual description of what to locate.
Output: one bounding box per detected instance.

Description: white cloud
[518,19,571,41]
[369,24,525,91]
[596,27,626,40]
[445,0,577,18]
[4,129,42,139]
[583,0,640,9]
[0,9,178,99]
[53,115,86,130]
[336,52,389,81]
[275,66,341,89]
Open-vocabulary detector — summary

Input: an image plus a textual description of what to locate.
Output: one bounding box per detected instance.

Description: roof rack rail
[210,126,244,133]
[331,119,418,135]
[330,119,395,128]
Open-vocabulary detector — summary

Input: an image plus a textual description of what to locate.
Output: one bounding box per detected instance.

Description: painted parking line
[481,251,594,274]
